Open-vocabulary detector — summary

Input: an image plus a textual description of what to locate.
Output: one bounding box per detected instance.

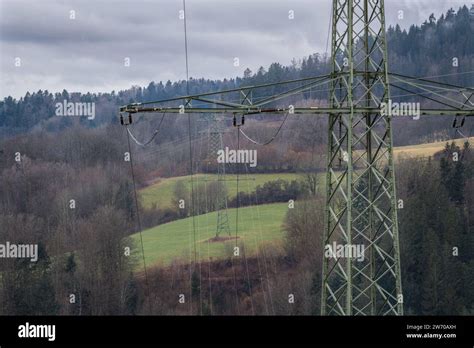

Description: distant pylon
[207,115,231,237]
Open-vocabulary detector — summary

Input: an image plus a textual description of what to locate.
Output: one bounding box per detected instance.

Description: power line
[235,124,240,248]
[233,122,242,314]
[138,136,205,159]
[208,71,474,106]
[183,0,190,95]
[128,70,474,108]
[127,112,166,147]
[239,111,290,146]
[125,125,151,303]
[324,1,332,56]
[182,0,200,315]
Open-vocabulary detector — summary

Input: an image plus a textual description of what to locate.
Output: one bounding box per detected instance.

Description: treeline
[167,178,309,220]
[281,141,474,315]
[229,179,307,208]
[397,142,474,314]
[1,120,474,315]
[0,125,317,315]
[0,126,143,315]
[388,6,474,86]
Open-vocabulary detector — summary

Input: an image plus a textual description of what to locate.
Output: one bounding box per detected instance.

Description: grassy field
[134,137,474,269]
[140,138,474,210]
[130,202,288,269]
[393,137,474,159]
[140,172,307,209]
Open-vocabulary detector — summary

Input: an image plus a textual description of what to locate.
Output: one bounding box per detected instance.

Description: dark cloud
[0,0,467,98]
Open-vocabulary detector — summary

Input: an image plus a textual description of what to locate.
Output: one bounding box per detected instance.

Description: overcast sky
[0,0,470,98]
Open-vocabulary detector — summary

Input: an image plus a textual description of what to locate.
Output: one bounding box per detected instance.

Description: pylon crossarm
[390,83,463,111]
[389,75,474,110]
[389,72,474,93]
[120,73,334,114]
[119,70,474,118]
[121,106,474,117]
[253,76,337,107]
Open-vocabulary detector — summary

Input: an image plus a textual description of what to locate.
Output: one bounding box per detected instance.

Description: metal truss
[207,115,231,237]
[120,71,473,118]
[323,0,400,317]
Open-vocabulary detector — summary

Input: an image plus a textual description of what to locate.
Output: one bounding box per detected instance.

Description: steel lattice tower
[207,115,231,237]
[321,0,403,316]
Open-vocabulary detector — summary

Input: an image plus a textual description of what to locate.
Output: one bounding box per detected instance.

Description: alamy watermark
[324,242,365,262]
[0,242,38,262]
[217,147,257,167]
[18,322,55,341]
[380,100,420,120]
[55,100,95,120]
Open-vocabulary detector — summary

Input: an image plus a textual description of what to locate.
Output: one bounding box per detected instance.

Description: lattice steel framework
[321,0,402,316]
[207,115,231,237]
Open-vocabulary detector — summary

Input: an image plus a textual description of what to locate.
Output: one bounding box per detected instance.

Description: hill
[130,203,288,269]
[139,137,474,209]
[394,137,474,159]
[140,172,308,209]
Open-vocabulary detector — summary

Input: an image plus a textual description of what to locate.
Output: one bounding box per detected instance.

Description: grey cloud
[0,0,466,98]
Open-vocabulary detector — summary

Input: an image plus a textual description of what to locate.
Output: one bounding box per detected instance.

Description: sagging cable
[126,112,166,147]
[238,111,290,146]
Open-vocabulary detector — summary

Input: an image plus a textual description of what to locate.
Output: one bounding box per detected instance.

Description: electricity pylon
[322,0,401,316]
[120,0,474,315]
[207,115,231,237]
